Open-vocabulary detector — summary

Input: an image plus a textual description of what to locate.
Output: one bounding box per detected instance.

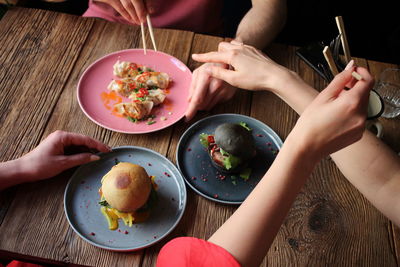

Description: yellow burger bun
[101,162,151,212]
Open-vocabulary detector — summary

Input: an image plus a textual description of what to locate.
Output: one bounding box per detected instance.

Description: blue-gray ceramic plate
[177,114,283,204]
[64,146,186,251]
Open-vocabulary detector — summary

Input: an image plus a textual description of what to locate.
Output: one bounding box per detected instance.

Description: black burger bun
[214,123,255,160]
[102,162,151,212]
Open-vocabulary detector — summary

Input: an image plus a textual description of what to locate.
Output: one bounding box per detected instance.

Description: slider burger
[200,123,256,174]
[99,162,157,230]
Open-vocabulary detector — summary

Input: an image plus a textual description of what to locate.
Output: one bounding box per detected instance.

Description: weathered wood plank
[0,7,93,240]
[0,8,94,161]
[0,17,195,266]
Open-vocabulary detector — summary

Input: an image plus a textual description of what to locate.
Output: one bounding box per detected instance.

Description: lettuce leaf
[240,168,252,180]
[199,133,210,148]
[239,122,251,131]
[220,148,241,170]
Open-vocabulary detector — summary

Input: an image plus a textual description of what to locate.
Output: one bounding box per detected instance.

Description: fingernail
[345,60,355,70]
[90,155,100,161]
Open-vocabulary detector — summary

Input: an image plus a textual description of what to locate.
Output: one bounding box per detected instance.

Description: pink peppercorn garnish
[256,134,263,137]
[202,178,208,182]
[124,231,129,234]
[191,176,196,180]
[90,232,95,236]
[187,148,192,151]
[164,172,171,177]
[214,194,219,198]
[148,163,152,166]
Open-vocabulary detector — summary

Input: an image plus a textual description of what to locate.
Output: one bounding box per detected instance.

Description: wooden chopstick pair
[140,15,157,55]
[323,16,362,81]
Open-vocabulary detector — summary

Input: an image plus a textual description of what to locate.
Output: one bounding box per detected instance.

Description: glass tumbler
[375,68,400,118]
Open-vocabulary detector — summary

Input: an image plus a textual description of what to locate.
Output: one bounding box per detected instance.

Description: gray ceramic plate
[64,146,186,251]
[176,114,283,204]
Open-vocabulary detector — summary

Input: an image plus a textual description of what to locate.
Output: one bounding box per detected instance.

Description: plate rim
[64,145,187,251]
[176,113,283,205]
[76,48,192,134]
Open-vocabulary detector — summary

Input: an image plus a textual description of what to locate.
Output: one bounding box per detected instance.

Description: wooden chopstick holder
[323,46,339,76]
[335,16,351,63]
[146,15,157,52]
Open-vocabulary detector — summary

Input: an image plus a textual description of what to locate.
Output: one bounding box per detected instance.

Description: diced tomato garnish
[116,80,123,85]
[139,88,149,96]
[207,135,215,144]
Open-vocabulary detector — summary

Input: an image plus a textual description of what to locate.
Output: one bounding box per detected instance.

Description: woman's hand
[184,62,237,121]
[290,67,374,160]
[20,131,110,182]
[95,0,153,24]
[192,41,292,93]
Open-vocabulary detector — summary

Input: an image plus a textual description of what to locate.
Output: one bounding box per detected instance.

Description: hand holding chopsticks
[140,14,157,55]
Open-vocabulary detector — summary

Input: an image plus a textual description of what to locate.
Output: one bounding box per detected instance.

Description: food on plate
[106,61,172,121]
[129,88,166,106]
[200,123,256,174]
[99,162,158,230]
[134,72,170,89]
[114,101,154,120]
[113,60,153,78]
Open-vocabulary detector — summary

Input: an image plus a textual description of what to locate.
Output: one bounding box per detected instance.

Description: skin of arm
[184,0,287,121]
[0,131,110,191]
[193,43,400,226]
[209,134,317,266]
[207,67,370,266]
[235,0,287,49]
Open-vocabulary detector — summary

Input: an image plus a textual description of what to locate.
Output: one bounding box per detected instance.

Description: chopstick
[140,22,147,55]
[140,15,157,55]
[323,46,339,75]
[335,16,351,63]
[351,71,363,81]
[146,15,157,51]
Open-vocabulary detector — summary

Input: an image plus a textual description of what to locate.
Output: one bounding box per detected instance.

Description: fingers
[185,71,211,121]
[347,67,374,101]
[121,0,139,24]
[50,131,111,153]
[58,153,101,171]
[192,51,231,65]
[110,0,132,23]
[131,0,147,23]
[322,69,354,99]
[205,65,236,85]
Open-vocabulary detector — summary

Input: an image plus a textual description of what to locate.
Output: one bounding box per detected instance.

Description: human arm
[0,131,110,191]
[207,71,370,266]
[184,0,287,121]
[235,0,287,49]
[193,43,400,226]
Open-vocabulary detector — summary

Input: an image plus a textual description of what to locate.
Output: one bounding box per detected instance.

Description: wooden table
[1,7,399,267]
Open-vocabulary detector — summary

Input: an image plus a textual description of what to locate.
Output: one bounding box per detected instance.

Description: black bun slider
[214,123,255,160]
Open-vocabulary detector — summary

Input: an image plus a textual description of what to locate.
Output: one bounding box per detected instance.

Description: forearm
[330,132,400,225]
[0,158,32,190]
[270,70,400,226]
[235,0,286,49]
[208,133,318,267]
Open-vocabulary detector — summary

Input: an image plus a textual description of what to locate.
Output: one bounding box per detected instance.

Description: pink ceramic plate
[77,49,192,134]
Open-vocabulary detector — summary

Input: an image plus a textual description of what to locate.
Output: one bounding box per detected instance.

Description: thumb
[60,153,100,170]
[322,69,353,99]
